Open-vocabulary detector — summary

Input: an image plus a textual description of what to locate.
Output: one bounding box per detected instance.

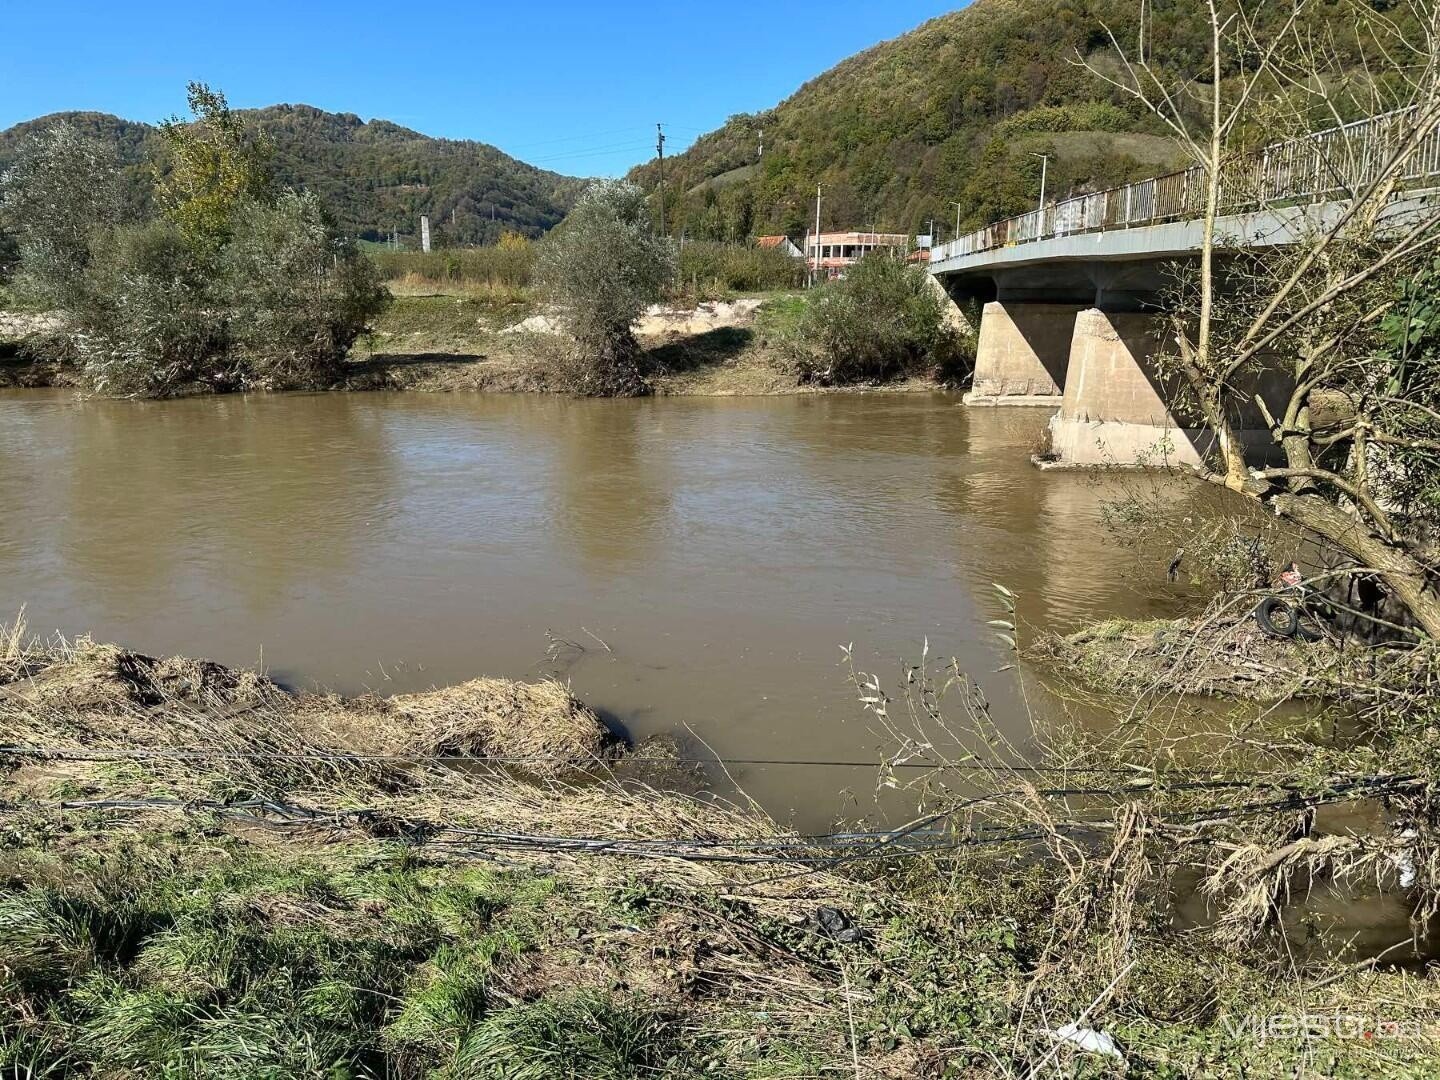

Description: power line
[0,743,1138,774]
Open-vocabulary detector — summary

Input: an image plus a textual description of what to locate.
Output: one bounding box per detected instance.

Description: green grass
[0,831,689,1079]
[358,294,508,358]
[4,816,1438,1077]
[752,292,807,343]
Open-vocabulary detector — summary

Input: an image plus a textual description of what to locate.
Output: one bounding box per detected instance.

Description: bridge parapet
[933,106,1440,266]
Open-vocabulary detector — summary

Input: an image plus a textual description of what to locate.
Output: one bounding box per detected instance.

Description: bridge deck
[930,107,1440,280]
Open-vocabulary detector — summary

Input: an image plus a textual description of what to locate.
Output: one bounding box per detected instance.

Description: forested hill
[0,105,585,245]
[627,0,1373,243]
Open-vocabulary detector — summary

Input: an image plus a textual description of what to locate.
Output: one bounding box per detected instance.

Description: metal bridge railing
[931,106,1440,264]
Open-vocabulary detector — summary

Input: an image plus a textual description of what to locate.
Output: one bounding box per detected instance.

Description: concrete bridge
[929,109,1440,466]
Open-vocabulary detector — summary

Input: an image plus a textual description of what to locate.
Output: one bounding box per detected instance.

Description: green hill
[628,0,1376,243]
[0,105,585,245]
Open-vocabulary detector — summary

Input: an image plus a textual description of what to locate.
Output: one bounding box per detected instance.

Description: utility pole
[1030,153,1050,213]
[758,127,764,161]
[953,201,963,243]
[656,123,667,237]
[811,185,822,287]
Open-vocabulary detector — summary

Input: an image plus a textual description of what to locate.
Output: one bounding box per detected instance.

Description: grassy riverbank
[345,286,942,397]
[2,624,1437,1077]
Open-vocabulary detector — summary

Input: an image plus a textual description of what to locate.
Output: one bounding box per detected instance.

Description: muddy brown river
[1,390,1205,825]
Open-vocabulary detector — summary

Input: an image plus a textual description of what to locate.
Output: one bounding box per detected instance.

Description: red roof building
[756,235,804,258]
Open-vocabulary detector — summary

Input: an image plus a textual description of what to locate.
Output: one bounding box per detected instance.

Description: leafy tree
[156,82,272,251]
[8,85,388,398]
[69,218,224,396]
[1089,0,1440,636]
[535,180,675,395]
[0,121,125,306]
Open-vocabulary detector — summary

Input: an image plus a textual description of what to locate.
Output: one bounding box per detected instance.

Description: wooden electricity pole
[811,185,822,287]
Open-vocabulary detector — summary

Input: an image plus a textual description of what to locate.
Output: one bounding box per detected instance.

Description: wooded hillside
[629,0,1389,242]
[0,105,585,245]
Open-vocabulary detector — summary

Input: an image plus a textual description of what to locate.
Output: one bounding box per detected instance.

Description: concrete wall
[923,273,974,337]
[965,301,1082,405]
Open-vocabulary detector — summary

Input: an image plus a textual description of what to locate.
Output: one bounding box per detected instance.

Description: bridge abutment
[964,300,1082,406]
[1044,309,1275,468]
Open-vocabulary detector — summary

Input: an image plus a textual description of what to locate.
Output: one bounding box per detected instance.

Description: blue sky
[1,2,966,176]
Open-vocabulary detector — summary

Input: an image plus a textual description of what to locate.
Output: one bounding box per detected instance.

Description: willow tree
[1087,0,1440,636]
[535,180,675,396]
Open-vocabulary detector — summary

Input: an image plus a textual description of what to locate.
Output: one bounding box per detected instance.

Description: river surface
[0,390,1205,825]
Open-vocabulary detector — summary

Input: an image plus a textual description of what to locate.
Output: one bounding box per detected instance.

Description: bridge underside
[941,258,1280,468]
[930,193,1440,466]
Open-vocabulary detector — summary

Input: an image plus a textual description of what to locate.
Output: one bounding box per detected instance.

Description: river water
[0,389,1205,825]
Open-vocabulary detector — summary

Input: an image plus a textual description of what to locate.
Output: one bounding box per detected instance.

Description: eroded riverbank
[3,623,1436,1078]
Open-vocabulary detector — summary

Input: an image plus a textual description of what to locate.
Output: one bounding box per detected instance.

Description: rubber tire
[1255,596,1300,639]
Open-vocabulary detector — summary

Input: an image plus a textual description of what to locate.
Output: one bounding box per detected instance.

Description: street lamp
[1030,153,1051,213]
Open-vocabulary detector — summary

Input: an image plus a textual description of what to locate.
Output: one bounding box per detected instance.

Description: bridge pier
[1043,309,1275,468]
[964,301,1081,405]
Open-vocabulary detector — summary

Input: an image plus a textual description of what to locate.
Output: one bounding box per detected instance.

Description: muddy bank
[2,293,947,398]
[0,634,617,784]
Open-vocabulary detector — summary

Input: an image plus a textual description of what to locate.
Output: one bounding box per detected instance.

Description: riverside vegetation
[8,3,1440,1075]
[0,85,389,397]
[5,617,1440,1078]
[1,127,968,399]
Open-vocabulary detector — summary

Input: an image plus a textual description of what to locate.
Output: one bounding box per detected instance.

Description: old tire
[1255,597,1299,639]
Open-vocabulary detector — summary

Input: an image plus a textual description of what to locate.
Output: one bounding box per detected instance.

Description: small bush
[222,191,389,389]
[784,255,971,384]
[68,219,227,397]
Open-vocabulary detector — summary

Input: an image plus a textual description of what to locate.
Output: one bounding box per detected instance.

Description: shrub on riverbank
[784,255,971,385]
[0,88,387,397]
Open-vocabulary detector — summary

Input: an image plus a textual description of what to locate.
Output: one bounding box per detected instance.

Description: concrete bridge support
[1044,309,1275,468]
[964,301,1082,405]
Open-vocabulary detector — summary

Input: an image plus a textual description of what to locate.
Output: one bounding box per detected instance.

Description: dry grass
[0,619,844,896]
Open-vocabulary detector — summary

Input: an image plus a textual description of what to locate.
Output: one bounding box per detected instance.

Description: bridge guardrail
[931,106,1440,264]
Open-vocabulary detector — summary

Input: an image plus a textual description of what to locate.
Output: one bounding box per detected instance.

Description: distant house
[803,231,910,279]
[756,235,804,258]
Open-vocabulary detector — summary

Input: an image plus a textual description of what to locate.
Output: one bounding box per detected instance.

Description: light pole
[1030,153,1051,213]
